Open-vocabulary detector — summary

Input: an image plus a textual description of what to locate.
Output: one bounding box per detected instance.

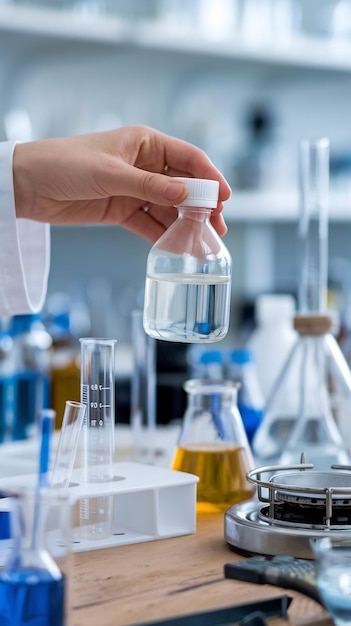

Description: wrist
[13,142,35,219]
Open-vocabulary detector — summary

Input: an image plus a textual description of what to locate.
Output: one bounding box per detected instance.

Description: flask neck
[8,492,62,579]
[184,379,239,403]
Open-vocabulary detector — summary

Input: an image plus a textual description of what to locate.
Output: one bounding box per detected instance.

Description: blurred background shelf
[1,0,351,354]
[225,191,351,222]
[3,3,351,74]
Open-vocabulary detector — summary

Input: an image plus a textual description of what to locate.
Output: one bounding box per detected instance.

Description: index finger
[162,135,232,204]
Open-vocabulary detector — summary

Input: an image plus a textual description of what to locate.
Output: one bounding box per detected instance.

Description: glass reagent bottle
[143,178,232,343]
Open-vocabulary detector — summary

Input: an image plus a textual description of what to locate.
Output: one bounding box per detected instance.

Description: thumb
[109,163,189,205]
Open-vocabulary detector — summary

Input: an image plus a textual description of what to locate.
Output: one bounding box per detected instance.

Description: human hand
[13,125,231,244]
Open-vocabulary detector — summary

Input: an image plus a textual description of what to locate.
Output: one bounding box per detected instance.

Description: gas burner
[224,460,351,558]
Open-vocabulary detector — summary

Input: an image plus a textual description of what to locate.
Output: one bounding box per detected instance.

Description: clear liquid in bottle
[144,272,231,343]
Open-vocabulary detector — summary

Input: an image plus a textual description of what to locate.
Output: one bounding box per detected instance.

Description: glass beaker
[143,177,232,343]
[78,338,116,540]
[0,487,71,626]
[172,379,255,513]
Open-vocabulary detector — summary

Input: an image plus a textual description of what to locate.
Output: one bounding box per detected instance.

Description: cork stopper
[293,314,333,336]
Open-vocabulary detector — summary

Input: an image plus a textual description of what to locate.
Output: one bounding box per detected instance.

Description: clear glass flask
[254,313,350,469]
[0,487,71,626]
[143,178,232,343]
[78,338,116,540]
[172,379,255,513]
[252,138,351,469]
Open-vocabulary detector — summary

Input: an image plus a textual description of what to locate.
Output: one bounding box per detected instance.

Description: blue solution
[238,402,263,443]
[0,510,10,539]
[0,569,65,626]
[194,322,212,335]
[0,377,5,443]
[0,374,15,444]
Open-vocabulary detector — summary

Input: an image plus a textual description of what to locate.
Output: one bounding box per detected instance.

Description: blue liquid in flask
[0,569,65,626]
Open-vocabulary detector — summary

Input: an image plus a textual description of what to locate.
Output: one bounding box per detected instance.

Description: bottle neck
[177,206,212,222]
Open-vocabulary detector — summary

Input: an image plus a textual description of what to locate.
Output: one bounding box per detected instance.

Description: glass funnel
[172,379,255,513]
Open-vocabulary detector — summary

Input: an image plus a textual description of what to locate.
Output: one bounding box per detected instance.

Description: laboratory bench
[0,431,334,626]
[71,513,332,626]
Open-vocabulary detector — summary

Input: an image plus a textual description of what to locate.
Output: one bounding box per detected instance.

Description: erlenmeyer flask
[172,379,255,513]
[0,487,70,626]
[278,314,349,468]
[252,138,351,470]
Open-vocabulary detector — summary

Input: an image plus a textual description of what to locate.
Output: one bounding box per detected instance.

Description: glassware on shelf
[252,138,351,470]
[247,293,297,402]
[188,346,226,380]
[227,348,264,444]
[9,314,52,441]
[0,328,14,444]
[46,294,81,431]
[143,178,232,343]
[172,379,255,513]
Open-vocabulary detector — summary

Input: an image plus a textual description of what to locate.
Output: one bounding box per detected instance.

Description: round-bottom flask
[172,379,255,513]
[143,178,232,343]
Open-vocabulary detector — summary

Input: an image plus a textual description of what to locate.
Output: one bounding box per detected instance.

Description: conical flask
[252,138,351,470]
[0,487,70,626]
[172,379,255,513]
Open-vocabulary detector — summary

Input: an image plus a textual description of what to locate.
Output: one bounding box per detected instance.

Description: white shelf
[2,4,351,73]
[224,191,351,222]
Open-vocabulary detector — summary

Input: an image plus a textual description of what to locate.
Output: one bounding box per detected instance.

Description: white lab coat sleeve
[0,140,50,316]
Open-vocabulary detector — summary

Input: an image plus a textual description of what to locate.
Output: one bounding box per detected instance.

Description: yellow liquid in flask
[172,444,254,513]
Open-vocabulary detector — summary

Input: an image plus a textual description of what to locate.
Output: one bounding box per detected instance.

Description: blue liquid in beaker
[0,569,65,626]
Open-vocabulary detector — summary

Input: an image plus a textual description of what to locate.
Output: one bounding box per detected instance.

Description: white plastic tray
[0,462,198,552]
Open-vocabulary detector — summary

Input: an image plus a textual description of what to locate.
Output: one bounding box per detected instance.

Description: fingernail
[163,181,188,201]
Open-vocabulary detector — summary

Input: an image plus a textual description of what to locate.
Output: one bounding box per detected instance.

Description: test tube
[50,400,86,489]
[79,338,117,540]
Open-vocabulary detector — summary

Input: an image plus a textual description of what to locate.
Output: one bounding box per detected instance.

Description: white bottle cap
[174,177,219,209]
